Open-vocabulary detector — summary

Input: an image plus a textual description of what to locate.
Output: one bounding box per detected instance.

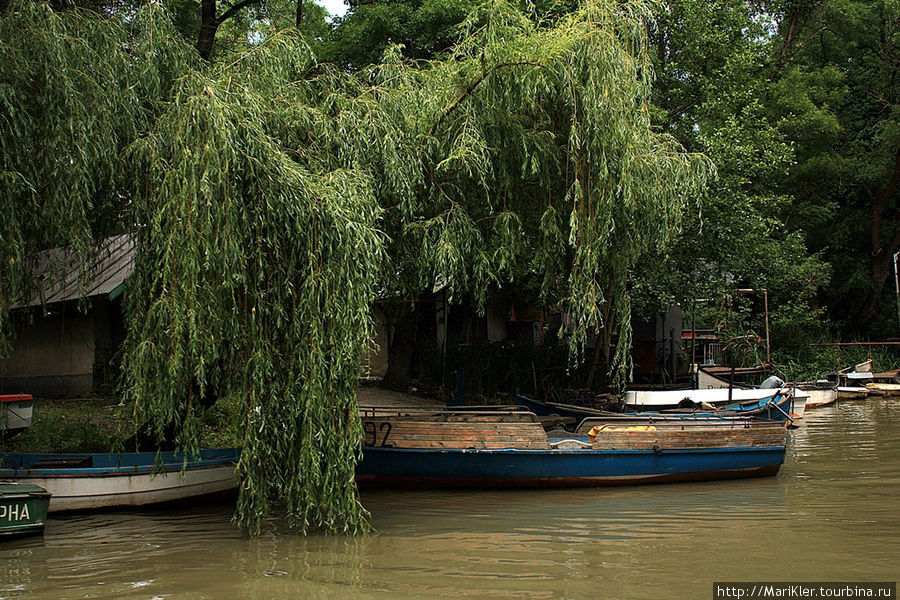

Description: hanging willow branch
[122,34,415,534]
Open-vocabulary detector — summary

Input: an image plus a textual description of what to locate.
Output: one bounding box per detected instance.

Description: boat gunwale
[0,449,240,477]
[360,444,787,455]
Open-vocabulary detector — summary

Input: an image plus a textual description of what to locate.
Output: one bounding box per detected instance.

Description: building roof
[15,234,134,308]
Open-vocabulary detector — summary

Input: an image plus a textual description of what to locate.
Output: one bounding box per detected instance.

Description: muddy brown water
[1,399,898,599]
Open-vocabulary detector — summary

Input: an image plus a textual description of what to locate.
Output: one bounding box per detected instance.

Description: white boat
[696,366,770,391]
[865,382,900,396]
[0,394,34,433]
[693,366,810,418]
[788,394,808,419]
[0,448,239,512]
[623,387,796,412]
[845,370,874,383]
[799,384,838,409]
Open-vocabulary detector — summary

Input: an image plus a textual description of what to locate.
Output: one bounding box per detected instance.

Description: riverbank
[1,397,132,453]
[1,386,446,453]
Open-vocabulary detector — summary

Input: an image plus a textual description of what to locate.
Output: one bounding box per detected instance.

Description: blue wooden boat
[0,448,240,512]
[356,411,786,489]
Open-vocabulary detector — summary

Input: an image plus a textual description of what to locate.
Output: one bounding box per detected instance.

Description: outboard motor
[759,375,785,389]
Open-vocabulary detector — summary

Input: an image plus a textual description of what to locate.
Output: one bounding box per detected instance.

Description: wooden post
[764,289,770,366]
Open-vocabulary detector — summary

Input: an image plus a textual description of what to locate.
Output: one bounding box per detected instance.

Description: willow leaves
[0,1,193,351]
[123,36,404,534]
[385,0,714,386]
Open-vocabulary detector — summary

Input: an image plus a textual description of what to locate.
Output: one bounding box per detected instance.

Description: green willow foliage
[0,1,193,352]
[3,0,711,534]
[124,37,402,534]
[380,0,714,386]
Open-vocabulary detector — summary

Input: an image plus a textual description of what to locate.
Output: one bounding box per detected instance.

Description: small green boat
[0,483,50,538]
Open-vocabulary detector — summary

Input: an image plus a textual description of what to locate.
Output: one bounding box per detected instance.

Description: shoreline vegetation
[1,386,447,454]
[1,396,240,454]
[4,347,898,456]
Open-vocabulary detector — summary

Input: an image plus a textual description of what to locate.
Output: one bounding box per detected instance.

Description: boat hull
[789,396,807,419]
[356,445,785,489]
[0,483,50,537]
[0,449,239,512]
[623,388,798,412]
[692,370,817,418]
[517,393,795,421]
[802,386,839,408]
[837,386,869,399]
[866,383,900,396]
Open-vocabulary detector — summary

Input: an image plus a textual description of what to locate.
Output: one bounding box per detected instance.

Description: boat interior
[357,407,788,452]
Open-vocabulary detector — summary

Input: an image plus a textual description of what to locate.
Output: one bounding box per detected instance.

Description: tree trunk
[856,144,900,321]
[295,0,303,29]
[381,303,417,392]
[197,0,218,61]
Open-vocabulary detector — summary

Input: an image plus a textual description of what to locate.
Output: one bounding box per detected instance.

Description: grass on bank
[1,396,242,453]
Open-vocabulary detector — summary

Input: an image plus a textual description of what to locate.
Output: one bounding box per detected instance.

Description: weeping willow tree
[374,0,715,388]
[122,36,423,534]
[3,0,712,534]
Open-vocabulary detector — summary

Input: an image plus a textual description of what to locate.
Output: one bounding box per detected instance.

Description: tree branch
[217,0,261,26]
[427,61,545,138]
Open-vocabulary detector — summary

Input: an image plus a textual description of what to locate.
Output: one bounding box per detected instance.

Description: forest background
[2,0,899,533]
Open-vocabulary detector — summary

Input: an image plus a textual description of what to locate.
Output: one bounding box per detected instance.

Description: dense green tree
[318,0,475,68]
[772,0,900,336]
[372,0,712,388]
[125,37,392,533]
[199,0,330,59]
[637,0,830,368]
[0,1,194,354]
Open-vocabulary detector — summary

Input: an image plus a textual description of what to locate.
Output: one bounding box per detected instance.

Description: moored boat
[837,386,869,400]
[696,365,770,390]
[519,391,795,422]
[623,387,798,412]
[800,383,839,408]
[0,483,50,537]
[788,394,808,419]
[513,394,608,419]
[0,448,240,512]
[694,366,814,417]
[356,410,787,489]
[865,382,900,396]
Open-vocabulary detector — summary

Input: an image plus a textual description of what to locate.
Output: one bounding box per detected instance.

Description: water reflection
[1,399,898,599]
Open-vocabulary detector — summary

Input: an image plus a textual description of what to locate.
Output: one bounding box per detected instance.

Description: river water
[1,399,898,600]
